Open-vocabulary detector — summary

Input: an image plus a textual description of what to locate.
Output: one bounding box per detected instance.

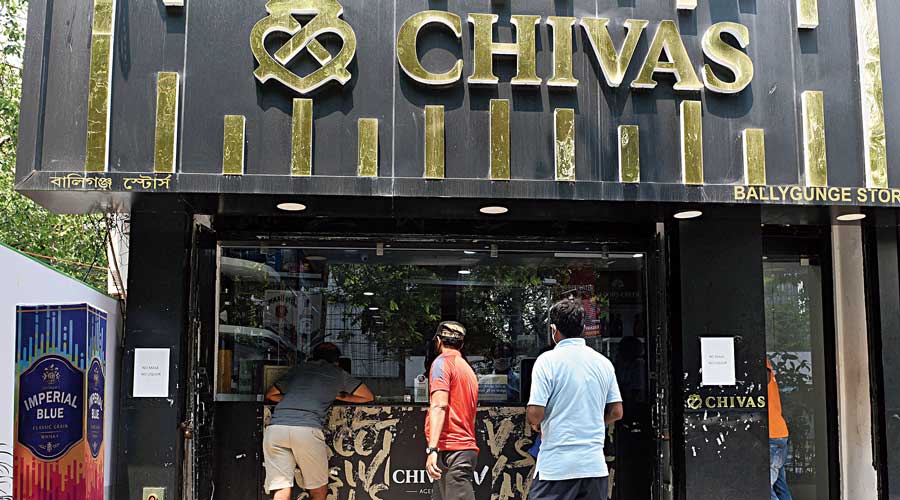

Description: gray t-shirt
[270,360,362,428]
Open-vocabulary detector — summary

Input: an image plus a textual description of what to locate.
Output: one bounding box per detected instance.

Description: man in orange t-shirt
[424,321,479,500]
[767,358,793,500]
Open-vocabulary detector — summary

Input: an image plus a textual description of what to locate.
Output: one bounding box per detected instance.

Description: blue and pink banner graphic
[14,304,107,500]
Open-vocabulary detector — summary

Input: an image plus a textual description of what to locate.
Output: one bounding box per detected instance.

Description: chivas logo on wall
[16,0,900,208]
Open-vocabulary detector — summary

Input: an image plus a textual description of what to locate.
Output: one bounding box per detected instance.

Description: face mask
[548,325,558,346]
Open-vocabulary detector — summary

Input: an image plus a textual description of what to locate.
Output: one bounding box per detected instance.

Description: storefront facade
[13,0,900,499]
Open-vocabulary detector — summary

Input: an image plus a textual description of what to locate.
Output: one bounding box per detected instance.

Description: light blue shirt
[528,338,622,480]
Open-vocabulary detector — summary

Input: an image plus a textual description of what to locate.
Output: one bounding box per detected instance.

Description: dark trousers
[431,450,477,500]
[528,475,609,500]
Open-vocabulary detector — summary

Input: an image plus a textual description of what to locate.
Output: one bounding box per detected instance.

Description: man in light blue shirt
[527,298,623,500]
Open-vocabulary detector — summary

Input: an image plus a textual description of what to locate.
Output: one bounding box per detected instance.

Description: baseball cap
[436,321,466,340]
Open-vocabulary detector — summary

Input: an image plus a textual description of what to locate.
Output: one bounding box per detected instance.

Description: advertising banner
[14,304,107,500]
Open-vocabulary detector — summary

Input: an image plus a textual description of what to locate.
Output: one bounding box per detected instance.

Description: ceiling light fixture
[479,205,509,215]
[632,253,643,258]
[277,202,307,211]
[674,210,703,220]
[368,306,380,311]
[836,213,866,222]
[363,291,375,296]
[458,269,472,275]
[463,250,477,255]
[306,256,327,261]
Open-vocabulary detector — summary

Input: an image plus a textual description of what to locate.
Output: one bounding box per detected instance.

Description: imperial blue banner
[15,303,108,500]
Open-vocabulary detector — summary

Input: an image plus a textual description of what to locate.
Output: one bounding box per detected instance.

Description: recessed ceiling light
[836,213,866,222]
[369,306,380,311]
[479,205,509,215]
[306,256,327,261]
[463,251,477,255]
[277,202,307,211]
[363,291,375,296]
[674,210,703,220]
[458,269,472,275]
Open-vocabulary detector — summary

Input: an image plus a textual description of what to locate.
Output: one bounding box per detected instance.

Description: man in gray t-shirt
[263,343,374,500]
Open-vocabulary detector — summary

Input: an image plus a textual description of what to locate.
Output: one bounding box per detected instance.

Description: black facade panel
[676,210,770,500]
[108,1,186,173]
[115,207,191,499]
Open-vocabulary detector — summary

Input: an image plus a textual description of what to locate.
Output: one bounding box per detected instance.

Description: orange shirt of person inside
[767,359,789,439]
[425,349,479,451]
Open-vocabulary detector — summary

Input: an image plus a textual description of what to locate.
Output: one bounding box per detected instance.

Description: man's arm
[265,385,284,404]
[526,405,545,432]
[604,401,623,424]
[427,390,450,448]
[425,390,449,480]
[336,383,375,403]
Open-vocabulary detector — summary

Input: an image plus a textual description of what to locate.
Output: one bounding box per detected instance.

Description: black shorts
[431,450,477,500]
[527,475,609,500]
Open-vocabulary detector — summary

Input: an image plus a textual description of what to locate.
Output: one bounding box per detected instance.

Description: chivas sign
[14,0,900,209]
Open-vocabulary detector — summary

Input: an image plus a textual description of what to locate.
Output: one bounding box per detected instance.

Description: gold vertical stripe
[618,125,640,183]
[84,34,113,172]
[153,72,180,173]
[357,118,378,177]
[742,129,766,185]
[291,99,313,176]
[680,101,704,185]
[425,105,445,179]
[797,0,819,29]
[92,0,114,33]
[85,0,116,172]
[546,17,578,87]
[490,99,510,180]
[222,115,245,175]
[801,91,828,187]
[676,0,697,10]
[854,0,888,188]
[554,108,576,181]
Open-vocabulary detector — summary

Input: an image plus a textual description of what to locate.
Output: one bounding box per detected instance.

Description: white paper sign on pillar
[700,337,736,386]
[133,348,170,397]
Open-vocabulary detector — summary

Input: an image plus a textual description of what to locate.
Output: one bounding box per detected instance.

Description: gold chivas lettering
[397,11,463,85]
[688,393,767,410]
[632,20,703,91]
[701,23,754,94]
[396,14,753,94]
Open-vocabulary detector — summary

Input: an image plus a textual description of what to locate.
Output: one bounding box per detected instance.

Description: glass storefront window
[215,244,647,405]
[764,260,831,500]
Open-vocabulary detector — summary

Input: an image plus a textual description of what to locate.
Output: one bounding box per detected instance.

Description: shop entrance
[199,237,671,500]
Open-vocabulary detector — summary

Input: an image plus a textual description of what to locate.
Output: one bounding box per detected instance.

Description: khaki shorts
[263,425,330,493]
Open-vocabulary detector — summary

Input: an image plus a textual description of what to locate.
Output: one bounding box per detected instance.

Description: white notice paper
[700,337,736,386]
[133,348,170,397]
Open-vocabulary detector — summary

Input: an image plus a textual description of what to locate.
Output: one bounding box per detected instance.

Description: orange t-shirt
[425,350,479,451]
[767,360,790,439]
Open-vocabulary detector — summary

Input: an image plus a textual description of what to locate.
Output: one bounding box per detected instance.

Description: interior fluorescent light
[277,202,307,211]
[836,213,866,222]
[463,251,477,255]
[674,210,703,220]
[458,269,472,275]
[306,256,327,261]
[363,291,375,296]
[479,206,509,215]
[553,252,608,259]
[368,306,380,311]
[632,253,643,258]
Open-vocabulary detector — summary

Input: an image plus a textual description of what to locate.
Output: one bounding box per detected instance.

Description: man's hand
[426,452,442,480]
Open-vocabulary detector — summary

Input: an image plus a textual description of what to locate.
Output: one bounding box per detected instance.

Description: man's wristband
[426,447,440,455]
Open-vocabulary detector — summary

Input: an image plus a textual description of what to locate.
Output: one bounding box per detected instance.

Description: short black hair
[311,342,342,363]
[549,298,585,338]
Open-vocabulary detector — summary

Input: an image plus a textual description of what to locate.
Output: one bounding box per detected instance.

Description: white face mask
[548,325,558,346]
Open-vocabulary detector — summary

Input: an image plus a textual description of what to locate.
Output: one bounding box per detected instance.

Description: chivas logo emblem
[686,394,702,410]
[42,364,61,385]
[250,0,357,95]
